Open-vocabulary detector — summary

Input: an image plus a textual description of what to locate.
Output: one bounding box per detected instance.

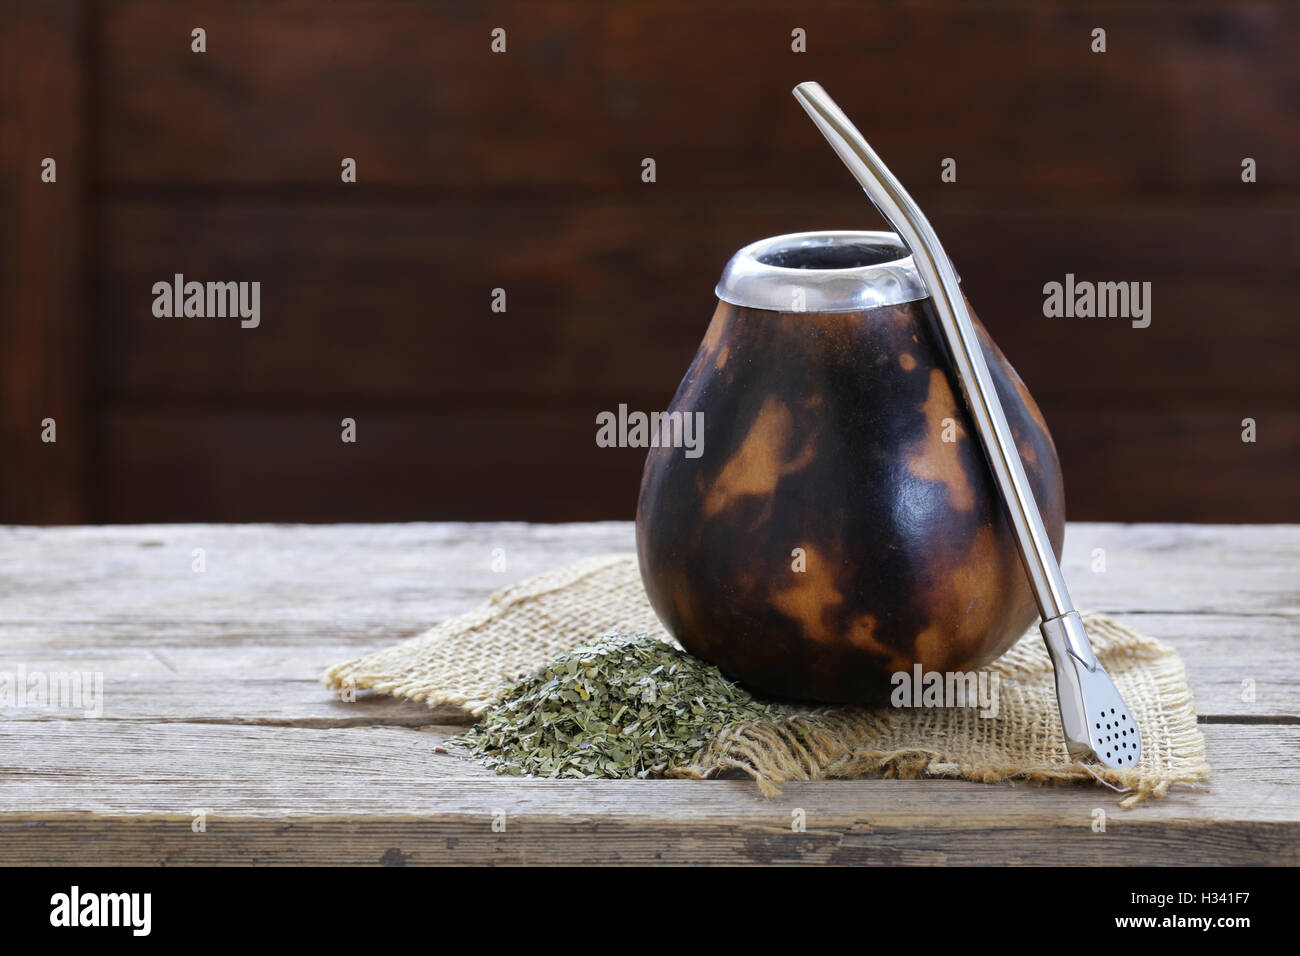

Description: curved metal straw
[794,82,1142,768]
[794,81,1070,625]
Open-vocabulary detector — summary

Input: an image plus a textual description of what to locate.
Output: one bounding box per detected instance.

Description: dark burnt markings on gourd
[636,299,1065,704]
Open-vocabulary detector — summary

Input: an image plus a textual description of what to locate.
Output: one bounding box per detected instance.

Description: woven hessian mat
[323,553,1209,806]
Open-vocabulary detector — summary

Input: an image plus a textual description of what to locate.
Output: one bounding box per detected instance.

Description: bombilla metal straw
[792,82,1144,769]
[792,81,1072,623]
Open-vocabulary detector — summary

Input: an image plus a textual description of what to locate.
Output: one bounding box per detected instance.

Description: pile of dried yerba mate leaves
[449,633,791,779]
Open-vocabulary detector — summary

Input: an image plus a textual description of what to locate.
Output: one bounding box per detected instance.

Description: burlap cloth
[323,553,1209,805]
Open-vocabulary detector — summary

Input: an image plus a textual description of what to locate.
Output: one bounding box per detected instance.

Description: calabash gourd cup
[635,230,1066,704]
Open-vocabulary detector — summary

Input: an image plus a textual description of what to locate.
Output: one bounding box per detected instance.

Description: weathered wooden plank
[0,722,1291,816]
[0,525,1294,733]
[1113,614,1299,719]
[3,522,1293,621]
[0,0,89,523]
[0,521,1293,865]
[0,725,1292,865]
[1057,524,1300,616]
[0,610,1294,724]
[99,2,1300,191]
[0,671,473,728]
[6,812,1296,866]
[1,523,1293,720]
[0,523,637,631]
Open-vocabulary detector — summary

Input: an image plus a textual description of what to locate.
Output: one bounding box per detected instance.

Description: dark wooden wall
[3,0,1298,524]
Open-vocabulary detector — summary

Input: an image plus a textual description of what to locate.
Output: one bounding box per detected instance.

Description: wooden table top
[1,521,1296,865]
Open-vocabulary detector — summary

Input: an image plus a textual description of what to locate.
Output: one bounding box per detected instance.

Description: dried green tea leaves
[450,633,791,779]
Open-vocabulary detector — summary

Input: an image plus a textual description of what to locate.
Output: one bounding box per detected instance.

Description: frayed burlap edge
[323,553,1209,807]
[324,554,663,714]
[674,613,1210,807]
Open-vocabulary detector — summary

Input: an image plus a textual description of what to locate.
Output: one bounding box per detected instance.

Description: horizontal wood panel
[0,723,1284,810]
[3,0,1291,523]
[3,522,1294,641]
[99,408,649,522]
[2,522,1294,634]
[96,407,1300,523]
[99,1,1300,190]
[1,611,1294,723]
[0,726,1295,865]
[1050,404,1300,524]
[99,198,1300,403]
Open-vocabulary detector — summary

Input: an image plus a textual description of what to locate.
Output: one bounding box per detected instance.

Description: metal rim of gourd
[715,230,953,314]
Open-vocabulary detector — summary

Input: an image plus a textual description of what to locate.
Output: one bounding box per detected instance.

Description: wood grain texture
[97,409,650,522]
[4,0,1296,523]
[97,200,1300,403]
[90,197,1300,522]
[0,0,90,523]
[1049,405,1300,524]
[1,522,1293,630]
[93,405,1300,523]
[98,1,1300,191]
[0,727,1294,866]
[0,613,1294,725]
[0,521,1296,865]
